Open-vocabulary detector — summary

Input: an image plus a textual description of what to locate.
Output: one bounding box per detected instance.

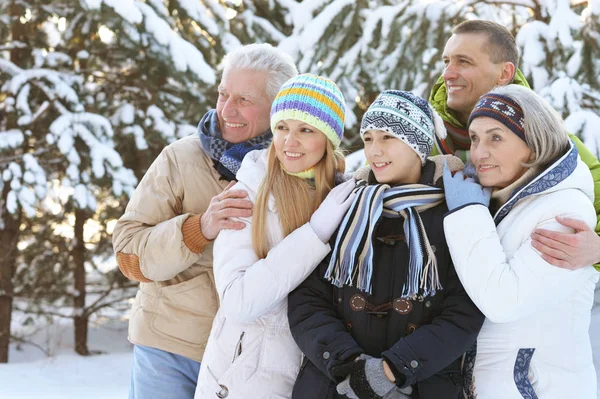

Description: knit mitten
[336,355,396,399]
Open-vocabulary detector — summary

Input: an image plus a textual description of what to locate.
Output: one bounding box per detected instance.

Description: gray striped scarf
[325,184,445,297]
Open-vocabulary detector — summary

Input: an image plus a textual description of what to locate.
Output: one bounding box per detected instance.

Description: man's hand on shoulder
[201,181,253,240]
[531,216,600,270]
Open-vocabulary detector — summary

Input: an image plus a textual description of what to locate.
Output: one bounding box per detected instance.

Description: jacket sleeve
[382,254,484,388]
[112,146,211,282]
[212,210,331,323]
[570,135,600,240]
[443,201,597,324]
[287,263,364,383]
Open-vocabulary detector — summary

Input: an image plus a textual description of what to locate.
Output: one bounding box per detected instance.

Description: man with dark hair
[452,20,519,67]
[429,19,600,271]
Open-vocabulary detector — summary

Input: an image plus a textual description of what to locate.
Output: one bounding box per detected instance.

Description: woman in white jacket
[442,85,598,399]
[195,74,356,399]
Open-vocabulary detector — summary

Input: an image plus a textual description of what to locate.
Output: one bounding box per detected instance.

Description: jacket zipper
[232,331,245,363]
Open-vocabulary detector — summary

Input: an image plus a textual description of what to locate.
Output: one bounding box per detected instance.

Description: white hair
[487,84,570,168]
[221,43,298,100]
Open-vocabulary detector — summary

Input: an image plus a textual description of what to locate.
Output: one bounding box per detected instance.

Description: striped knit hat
[360,90,447,165]
[270,74,345,148]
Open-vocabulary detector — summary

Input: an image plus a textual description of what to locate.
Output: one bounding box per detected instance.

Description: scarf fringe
[327,184,445,298]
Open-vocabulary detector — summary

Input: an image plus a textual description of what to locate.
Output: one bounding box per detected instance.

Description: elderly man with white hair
[112,44,298,399]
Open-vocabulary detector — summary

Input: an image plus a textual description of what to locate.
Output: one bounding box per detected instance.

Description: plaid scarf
[198,109,272,180]
[325,183,445,297]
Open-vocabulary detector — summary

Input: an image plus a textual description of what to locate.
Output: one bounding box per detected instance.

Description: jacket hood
[494,141,594,224]
[428,69,530,129]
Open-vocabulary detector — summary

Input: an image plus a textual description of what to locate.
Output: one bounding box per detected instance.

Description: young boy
[288,91,484,399]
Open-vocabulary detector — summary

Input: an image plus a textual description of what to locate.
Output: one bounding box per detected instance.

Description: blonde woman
[194,74,356,398]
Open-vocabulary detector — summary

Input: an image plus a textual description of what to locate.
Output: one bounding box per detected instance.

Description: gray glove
[310,179,357,243]
[336,355,397,399]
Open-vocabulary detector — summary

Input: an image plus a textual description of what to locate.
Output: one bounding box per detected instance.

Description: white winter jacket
[444,145,599,399]
[195,149,332,399]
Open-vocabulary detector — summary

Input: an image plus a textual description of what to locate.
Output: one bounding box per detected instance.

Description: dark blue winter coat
[287,161,484,399]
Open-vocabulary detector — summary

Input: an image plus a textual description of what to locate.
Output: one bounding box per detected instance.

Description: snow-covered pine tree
[277,0,473,148]
[516,0,600,155]
[302,0,600,157]
[0,0,240,359]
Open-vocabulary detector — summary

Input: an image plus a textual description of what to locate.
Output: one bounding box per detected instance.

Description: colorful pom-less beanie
[270,74,346,148]
[360,90,447,165]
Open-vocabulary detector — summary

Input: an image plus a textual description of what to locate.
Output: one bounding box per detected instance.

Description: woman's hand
[310,179,357,242]
[442,161,492,211]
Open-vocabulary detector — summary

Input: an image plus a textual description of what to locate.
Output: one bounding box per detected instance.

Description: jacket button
[425,301,432,308]
[431,245,436,253]
[323,351,331,360]
[410,360,419,369]
[216,385,229,398]
[338,297,342,303]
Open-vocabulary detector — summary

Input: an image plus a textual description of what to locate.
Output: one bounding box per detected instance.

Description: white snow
[0,316,132,399]
[136,2,216,84]
[0,129,24,149]
[178,0,220,35]
[345,148,366,173]
[4,68,80,106]
[565,110,600,158]
[6,190,17,214]
[123,125,149,150]
[590,0,600,15]
[2,294,600,398]
[516,21,549,70]
[547,0,582,49]
[42,21,62,48]
[102,0,143,25]
[146,105,176,141]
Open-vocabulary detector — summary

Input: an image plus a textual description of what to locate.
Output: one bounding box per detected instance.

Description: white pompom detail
[430,106,447,140]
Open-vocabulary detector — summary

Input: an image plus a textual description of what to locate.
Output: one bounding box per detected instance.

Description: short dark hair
[453,20,519,68]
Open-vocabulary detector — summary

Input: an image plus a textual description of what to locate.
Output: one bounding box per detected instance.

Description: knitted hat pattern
[270,74,345,148]
[468,93,526,143]
[360,90,444,165]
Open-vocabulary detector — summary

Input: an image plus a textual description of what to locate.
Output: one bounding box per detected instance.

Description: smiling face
[216,68,273,143]
[469,116,533,189]
[273,119,328,173]
[363,130,422,185]
[442,33,513,124]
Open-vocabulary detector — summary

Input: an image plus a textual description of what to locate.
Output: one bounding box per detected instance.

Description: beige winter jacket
[112,134,230,362]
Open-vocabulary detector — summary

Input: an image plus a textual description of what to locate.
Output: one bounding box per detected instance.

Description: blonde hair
[252,141,345,259]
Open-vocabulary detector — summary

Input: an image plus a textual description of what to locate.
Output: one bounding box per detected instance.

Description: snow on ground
[0,317,132,399]
[3,295,600,398]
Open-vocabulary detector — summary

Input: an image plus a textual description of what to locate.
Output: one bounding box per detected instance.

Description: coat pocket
[151,272,218,346]
[211,326,261,390]
[513,348,538,399]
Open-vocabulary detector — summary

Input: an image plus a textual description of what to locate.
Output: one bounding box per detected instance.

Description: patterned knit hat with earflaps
[360,90,447,165]
[270,74,346,148]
